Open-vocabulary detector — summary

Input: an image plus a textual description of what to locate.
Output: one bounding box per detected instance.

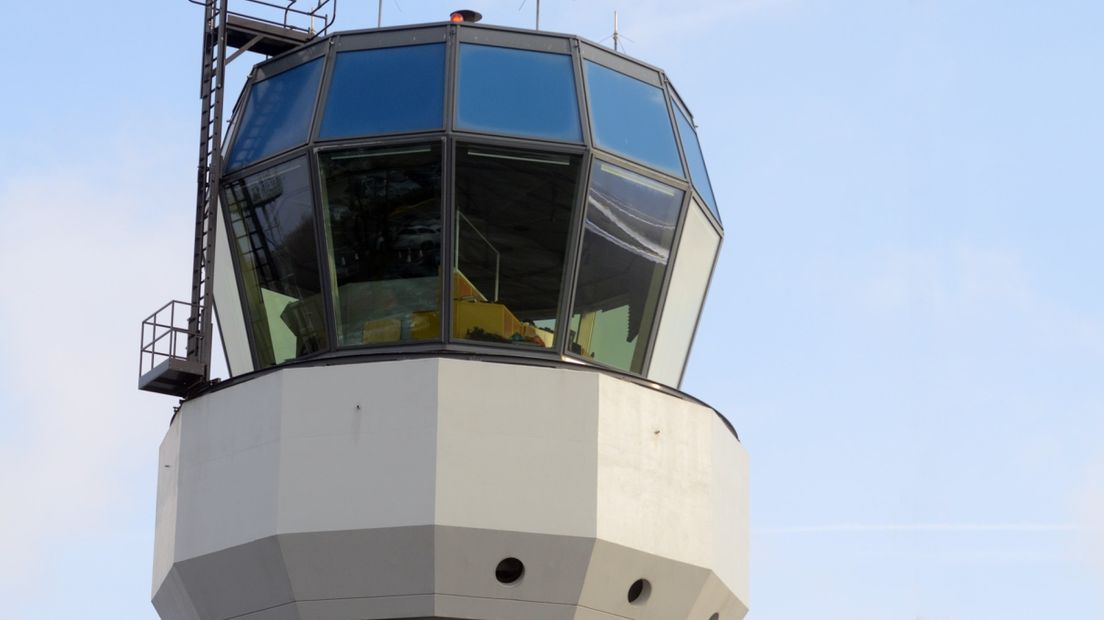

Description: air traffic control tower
[140,2,747,619]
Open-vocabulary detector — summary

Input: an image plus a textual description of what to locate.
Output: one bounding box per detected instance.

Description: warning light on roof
[450,10,483,23]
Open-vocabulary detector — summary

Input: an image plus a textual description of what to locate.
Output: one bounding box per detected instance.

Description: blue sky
[0,1,1101,618]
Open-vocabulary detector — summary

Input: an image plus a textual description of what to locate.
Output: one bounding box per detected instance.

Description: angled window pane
[454,145,581,349]
[319,44,446,139]
[457,44,582,142]
[227,58,324,171]
[585,61,682,175]
[674,105,720,220]
[318,145,442,346]
[647,200,719,386]
[222,158,329,368]
[569,161,683,373]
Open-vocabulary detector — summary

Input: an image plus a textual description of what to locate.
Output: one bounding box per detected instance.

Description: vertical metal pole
[536,0,541,30]
[613,11,620,51]
[378,0,383,27]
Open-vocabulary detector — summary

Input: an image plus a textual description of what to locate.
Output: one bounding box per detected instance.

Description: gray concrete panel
[170,536,295,620]
[277,527,435,600]
[151,567,202,620]
[434,526,595,605]
[577,539,710,620]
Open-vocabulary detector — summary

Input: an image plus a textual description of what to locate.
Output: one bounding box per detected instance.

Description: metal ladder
[140,0,335,396]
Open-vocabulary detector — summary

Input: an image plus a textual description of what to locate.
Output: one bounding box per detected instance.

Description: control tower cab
[148,7,746,620]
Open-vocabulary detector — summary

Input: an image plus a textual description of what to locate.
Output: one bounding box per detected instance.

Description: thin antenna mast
[536,0,541,30]
[613,11,620,51]
[378,0,383,27]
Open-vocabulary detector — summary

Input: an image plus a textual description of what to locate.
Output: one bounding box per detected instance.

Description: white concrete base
[153,358,748,620]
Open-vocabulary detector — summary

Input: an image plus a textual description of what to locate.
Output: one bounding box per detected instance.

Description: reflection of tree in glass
[325,154,441,285]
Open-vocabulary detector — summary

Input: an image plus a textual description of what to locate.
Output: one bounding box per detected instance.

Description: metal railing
[139,301,199,377]
[187,0,337,38]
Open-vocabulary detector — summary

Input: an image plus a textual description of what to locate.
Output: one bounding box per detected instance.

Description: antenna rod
[613,11,620,52]
[536,0,541,30]
[378,0,383,27]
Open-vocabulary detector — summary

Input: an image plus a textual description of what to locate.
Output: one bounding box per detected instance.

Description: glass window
[227,58,324,171]
[319,44,446,139]
[454,146,581,348]
[647,200,720,386]
[674,105,720,220]
[318,144,442,347]
[457,44,583,142]
[568,161,684,373]
[222,158,329,368]
[584,61,682,176]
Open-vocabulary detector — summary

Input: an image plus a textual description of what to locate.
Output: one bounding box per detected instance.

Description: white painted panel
[276,362,439,533]
[214,203,253,376]
[434,359,600,537]
[648,201,720,388]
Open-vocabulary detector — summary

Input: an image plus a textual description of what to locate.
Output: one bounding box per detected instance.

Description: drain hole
[495,557,525,584]
[710,614,720,620]
[627,578,651,604]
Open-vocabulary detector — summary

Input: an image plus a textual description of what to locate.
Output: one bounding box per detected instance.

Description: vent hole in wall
[627,578,651,604]
[495,557,525,584]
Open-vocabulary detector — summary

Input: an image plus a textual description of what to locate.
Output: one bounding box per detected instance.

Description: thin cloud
[756,523,1081,534]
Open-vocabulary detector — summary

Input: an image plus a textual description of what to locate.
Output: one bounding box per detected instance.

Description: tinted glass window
[318,145,442,346]
[569,161,683,373]
[227,58,324,171]
[647,200,719,386]
[454,146,581,348]
[584,61,682,176]
[222,158,329,367]
[319,44,446,139]
[457,44,582,142]
[674,105,719,220]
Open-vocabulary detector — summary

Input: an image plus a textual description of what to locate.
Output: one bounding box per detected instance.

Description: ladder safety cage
[139,0,337,396]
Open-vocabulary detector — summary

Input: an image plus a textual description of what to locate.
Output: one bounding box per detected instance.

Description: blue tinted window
[584,61,682,176]
[319,44,446,139]
[457,44,582,142]
[227,58,324,171]
[674,105,719,220]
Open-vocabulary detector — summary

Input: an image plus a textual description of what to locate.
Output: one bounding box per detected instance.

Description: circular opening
[495,557,525,585]
[627,578,651,604]
[709,614,720,620]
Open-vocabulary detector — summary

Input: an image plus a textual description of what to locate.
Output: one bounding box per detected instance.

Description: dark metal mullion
[309,148,339,355]
[448,130,586,151]
[440,24,461,344]
[449,132,586,155]
[554,149,594,359]
[311,132,448,157]
[314,128,455,148]
[639,181,694,381]
[220,145,312,186]
[588,146,690,192]
[571,36,594,151]
[554,37,595,359]
[661,73,693,182]
[307,35,339,142]
[445,24,459,134]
